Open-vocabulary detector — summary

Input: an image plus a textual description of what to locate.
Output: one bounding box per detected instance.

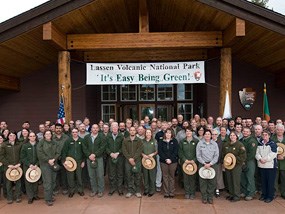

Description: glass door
[122,105,138,121]
[139,104,155,121]
[157,105,173,121]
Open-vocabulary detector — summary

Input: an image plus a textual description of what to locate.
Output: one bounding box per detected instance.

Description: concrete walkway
[0,187,284,214]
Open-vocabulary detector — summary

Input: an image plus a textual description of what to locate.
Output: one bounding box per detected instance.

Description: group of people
[0,114,284,206]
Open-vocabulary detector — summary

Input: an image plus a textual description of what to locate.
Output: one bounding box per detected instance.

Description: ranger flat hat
[6,167,23,181]
[277,143,285,156]
[142,157,156,170]
[198,167,216,179]
[26,167,42,183]
[182,162,197,175]
[64,157,77,172]
[223,153,236,170]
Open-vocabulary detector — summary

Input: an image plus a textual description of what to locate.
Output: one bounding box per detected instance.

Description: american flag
[57,95,66,124]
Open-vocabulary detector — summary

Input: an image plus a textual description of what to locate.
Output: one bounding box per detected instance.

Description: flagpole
[263,83,265,120]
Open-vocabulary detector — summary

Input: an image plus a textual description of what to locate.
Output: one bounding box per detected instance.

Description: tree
[250,0,269,8]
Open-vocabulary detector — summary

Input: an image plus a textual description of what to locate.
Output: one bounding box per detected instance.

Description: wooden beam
[67,32,223,50]
[43,22,67,50]
[223,18,245,47]
[219,48,232,117]
[58,51,72,123]
[0,74,20,91]
[139,0,149,33]
[84,49,208,62]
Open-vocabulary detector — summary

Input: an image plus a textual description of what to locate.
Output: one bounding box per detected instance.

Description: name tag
[70,142,74,145]
[28,148,32,150]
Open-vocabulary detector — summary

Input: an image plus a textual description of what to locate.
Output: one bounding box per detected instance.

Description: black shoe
[230,197,240,202]
[33,196,40,200]
[148,193,154,197]
[169,195,174,199]
[164,195,169,198]
[202,199,207,204]
[264,199,273,203]
[51,197,56,202]
[208,199,213,204]
[28,199,33,204]
[119,192,124,196]
[68,193,74,198]
[143,192,148,196]
[78,192,85,196]
[226,196,233,200]
[259,196,265,201]
[46,201,53,206]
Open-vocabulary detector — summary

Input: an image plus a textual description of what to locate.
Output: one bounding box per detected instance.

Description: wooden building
[0,0,285,129]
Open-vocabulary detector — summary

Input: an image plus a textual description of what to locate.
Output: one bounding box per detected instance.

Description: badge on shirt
[192,142,195,145]
[252,143,255,147]
[241,147,246,151]
[79,142,81,144]
[233,147,236,150]
[151,142,153,145]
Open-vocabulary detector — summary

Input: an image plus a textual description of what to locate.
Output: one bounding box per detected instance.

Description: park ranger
[179,127,199,199]
[240,127,258,201]
[61,128,85,197]
[105,122,124,196]
[83,124,106,197]
[20,132,40,204]
[122,126,144,198]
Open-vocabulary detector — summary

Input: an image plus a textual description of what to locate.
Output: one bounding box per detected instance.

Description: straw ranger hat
[6,167,23,181]
[64,157,77,172]
[198,167,216,179]
[26,167,42,183]
[182,162,197,175]
[142,157,156,170]
[277,143,285,156]
[223,153,236,170]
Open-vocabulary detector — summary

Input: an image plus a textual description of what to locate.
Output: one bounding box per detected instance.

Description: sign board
[86,61,205,85]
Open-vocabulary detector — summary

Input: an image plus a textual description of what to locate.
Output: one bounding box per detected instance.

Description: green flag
[263,83,270,122]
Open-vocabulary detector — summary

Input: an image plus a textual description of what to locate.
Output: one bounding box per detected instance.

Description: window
[121,85,137,101]
[177,103,193,121]
[102,104,116,122]
[157,84,173,101]
[139,84,155,101]
[101,85,117,101]
[177,84,193,100]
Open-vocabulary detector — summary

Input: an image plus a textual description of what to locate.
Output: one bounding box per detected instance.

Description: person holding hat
[222,131,246,202]
[0,131,23,204]
[271,124,285,199]
[142,129,157,197]
[122,126,144,198]
[256,130,278,203]
[53,123,69,195]
[158,128,179,198]
[179,126,198,199]
[83,124,106,198]
[20,132,40,204]
[61,128,85,198]
[105,122,124,196]
[37,130,61,206]
[196,129,219,204]
[240,127,258,201]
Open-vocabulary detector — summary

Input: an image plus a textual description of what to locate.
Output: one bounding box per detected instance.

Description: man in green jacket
[122,126,143,198]
[83,124,106,197]
[62,128,85,197]
[240,127,258,201]
[53,123,69,195]
[106,122,124,196]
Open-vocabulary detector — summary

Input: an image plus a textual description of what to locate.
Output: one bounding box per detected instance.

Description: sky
[0,0,284,23]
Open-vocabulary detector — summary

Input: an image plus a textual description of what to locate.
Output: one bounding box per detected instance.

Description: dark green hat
[50,163,61,172]
[90,160,97,168]
[111,158,118,164]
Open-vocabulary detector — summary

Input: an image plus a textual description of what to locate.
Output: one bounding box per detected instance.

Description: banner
[86,61,205,85]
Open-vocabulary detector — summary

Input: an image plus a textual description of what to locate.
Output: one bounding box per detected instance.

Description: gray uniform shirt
[196,139,219,166]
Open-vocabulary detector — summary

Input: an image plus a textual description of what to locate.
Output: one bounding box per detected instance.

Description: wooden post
[58,51,72,123]
[219,48,232,117]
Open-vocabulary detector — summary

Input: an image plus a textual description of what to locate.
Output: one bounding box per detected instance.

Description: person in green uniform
[271,124,285,199]
[0,131,23,204]
[83,124,106,197]
[20,132,40,204]
[142,129,157,197]
[105,122,124,196]
[53,123,69,195]
[62,128,85,197]
[0,134,7,199]
[179,126,199,199]
[37,130,60,206]
[240,127,258,201]
[122,126,144,198]
[222,131,246,202]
